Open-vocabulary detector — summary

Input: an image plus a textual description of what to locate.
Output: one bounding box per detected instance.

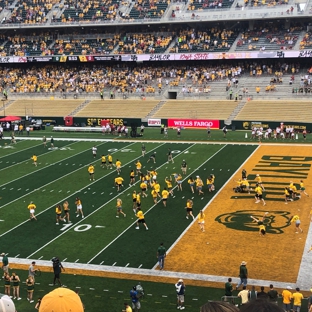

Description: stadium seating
[117,33,173,54]
[4,99,84,117]
[235,26,302,51]
[75,99,160,118]
[234,100,312,122]
[152,100,238,119]
[172,28,238,53]
[187,0,233,11]
[127,0,169,19]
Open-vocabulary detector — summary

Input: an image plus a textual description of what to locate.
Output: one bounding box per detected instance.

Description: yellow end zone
[165,145,312,283]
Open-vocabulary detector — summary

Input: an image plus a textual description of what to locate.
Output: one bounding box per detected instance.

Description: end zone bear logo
[215,210,292,234]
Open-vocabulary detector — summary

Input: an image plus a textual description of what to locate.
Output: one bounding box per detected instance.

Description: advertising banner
[167,119,220,129]
[148,118,161,126]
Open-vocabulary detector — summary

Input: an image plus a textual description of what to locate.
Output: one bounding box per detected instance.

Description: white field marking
[103,289,109,292]
[0,141,78,173]
[151,144,261,270]
[0,142,139,240]
[138,264,143,268]
[95,226,105,228]
[15,254,20,258]
[0,141,118,209]
[1,187,5,190]
[0,141,42,160]
[62,258,67,262]
[38,256,43,260]
[125,263,130,267]
[90,288,95,290]
[109,192,113,195]
[92,192,96,194]
[112,262,117,266]
[192,299,198,301]
[50,190,54,193]
[117,291,123,293]
[0,220,4,222]
[100,261,104,265]
[67,191,70,193]
[17,188,21,191]
[25,142,164,258]
[86,144,195,264]
[0,142,94,189]
[147,294,152,296]
[9,188,13,190]
[59,190,62,193]
[162,295,168,298]
[42,189,46,192]
[76,286,81,289]
[75,259,79,263]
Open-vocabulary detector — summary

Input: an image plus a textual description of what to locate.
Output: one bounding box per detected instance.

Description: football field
[1,137,312,311]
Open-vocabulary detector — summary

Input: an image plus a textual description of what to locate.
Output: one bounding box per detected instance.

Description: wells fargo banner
[167,118,220,129]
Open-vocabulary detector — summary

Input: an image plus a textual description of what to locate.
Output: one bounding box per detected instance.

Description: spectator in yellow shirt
[292,287,303,312]
[282,286,293,312]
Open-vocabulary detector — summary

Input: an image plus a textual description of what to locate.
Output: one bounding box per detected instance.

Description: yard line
[0,141,111,208]
[15,254,20,258]
[0,141,42,160]
[0,141,78,173]
[86,143,221,264]
[75,259,79,263]
[38,256,43,260]
[25,142,170,258]
[0,142,140,239]
[151,144,261,270]
[138,264,143,268]
[100,261,104,265]
[112,262,117,266]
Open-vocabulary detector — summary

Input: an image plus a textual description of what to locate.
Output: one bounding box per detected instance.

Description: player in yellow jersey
[135,208,148,230]
[129,170,135,186]
[150,170,157,182]
[165,177,174,196]
[284,187,291,204]
[291,215,303,233]
[101,155,107,168]
[185,199,194,220]
[55,204,65,225]
[162,187,170,207]
[154,181,161,196]
[115,176,124,191]
[115,159,122,175]
[206,174,215,192]
[108,154,113,169]
[195,176,204,195]
[27,201,37,221]
[188,177,195,194]
[299,180,309,197]
[136,193,141,209]
[31,154,37,167]
[135,160,142,176]
[255,174,265,191]
[75,197,84,218]
[241,178,250,194]
[62,200,71,223]
[88,164,95,181]
[151,189,158,204]
[250,212,268,237]
[197,210,205,232]
[116,198,126,218]
[254,183,266,206]
[176,174,183,191]
[140,181,148,198]
[132,191,137,212]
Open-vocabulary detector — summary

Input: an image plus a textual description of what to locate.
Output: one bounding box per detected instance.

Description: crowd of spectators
[0,61,302,96]
[236,24,302,51]
[170,27,238,53]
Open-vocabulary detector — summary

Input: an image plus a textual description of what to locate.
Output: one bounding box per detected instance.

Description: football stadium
[1,1,312,311]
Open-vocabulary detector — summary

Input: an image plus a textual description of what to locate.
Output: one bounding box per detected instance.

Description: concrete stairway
[69,99,91,116]
[142,100,167,121]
